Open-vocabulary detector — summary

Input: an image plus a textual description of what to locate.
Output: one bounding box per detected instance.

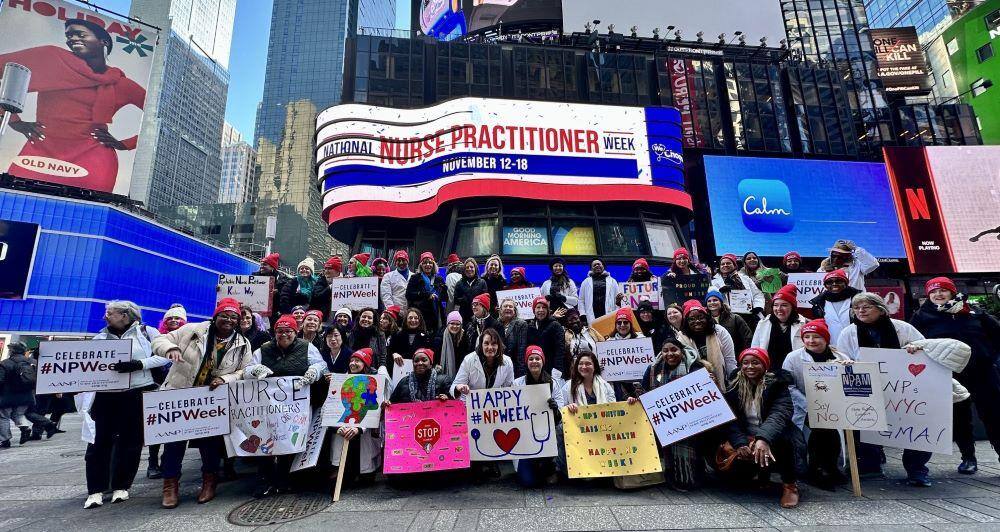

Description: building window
[598,220,647,256]
[971,78,990,97]
[986,9,1000,31]
[455,219,498,258]
[977,43,994,63]
[947,38,959,56]
[551,223,597,255]
[645,221,682,258]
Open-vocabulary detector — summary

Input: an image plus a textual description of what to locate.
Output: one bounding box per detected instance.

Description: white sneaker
[111,490,129,503]
[84,493,103,509]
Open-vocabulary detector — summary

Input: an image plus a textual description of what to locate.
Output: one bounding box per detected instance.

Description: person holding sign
[711,254,765,331]
[434,311,470,378]
[578,258,622,325]
[558,351,623,412]
[245,314,327,498]
[512,345,564,487]
[675,300,736,387]
[540,257,578,312]
[751,285,808,370]
[911,277,1000,479]
[151,297,253,508]
[83,301,167,509]
[452,329,515,400]
[387,348,453,404]
[524,297,566,380]
[608,307,646,401]
[330,349,387,488]
[781,319,850,491]
[406,252,448,332]
[705,291,753,354]
[719,348,805,509]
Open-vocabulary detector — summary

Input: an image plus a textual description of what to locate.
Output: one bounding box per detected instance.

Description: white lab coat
[380,269,410,310]
[451,352,515,397]
[577,273,622,324]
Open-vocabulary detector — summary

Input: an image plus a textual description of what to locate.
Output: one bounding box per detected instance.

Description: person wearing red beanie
[611,307,642,340]
[253,253,286,328]
[809,269,859,352]
[465,291,499,364]
[782,319,851,490]
[380,250,412,312]
[711,253,766,330]
[506,266,533,290]
[724,346,804,508]
[406,252,447,332]
[512,343,564,488]
[387,346,453,404]
[261,253,280,272]
[675,300,736,385]
[925,276,958,298]
[751,285,807,370]
[628,258,653,283]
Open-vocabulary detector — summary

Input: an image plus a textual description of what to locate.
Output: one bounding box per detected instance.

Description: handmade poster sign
[591,310,642,339]
[639,368,734,447]
[858,348,952,454]
[464,384,557,461]
[384,400,470,474]
[804,362,887,431]
[756,267,784,294]
[290,407,328,473]
[225,377,311,457]
[727,289,754,314]
[788,273,826,309]
[623,279,661,310]
[495,287,542,320]
[35,339,132,394]
[142,385,230,445]
[391,359,414,388]
[322,373,386,430]
[328,277,379,311]
[562,401,662,479]
[596,337,656,382]
[661,274,712,305]
[216,274,274,316]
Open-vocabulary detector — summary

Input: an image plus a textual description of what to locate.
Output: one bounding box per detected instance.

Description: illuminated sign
[870,27,931,95]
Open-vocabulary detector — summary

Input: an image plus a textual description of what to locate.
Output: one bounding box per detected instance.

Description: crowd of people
[3,238,999,513]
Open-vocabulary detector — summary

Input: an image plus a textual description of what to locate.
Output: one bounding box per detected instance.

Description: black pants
[727,435,800,484]
[954,366,1000,460]
[807,427,842,475]
[85,389,146,494]
[25,405,56,434]
[258,455,296,489]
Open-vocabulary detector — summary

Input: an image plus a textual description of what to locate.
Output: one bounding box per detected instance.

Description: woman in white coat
[752,284,808,371]
[540,257,579,311]
[330,348,391,487]
[577,258,622,324]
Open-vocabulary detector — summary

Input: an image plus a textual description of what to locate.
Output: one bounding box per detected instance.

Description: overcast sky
[563,0,788,44]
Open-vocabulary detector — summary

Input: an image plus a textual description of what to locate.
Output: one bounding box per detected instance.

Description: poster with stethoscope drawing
[464,384,557,461]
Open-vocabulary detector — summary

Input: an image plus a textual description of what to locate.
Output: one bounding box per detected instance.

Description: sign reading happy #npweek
[464,384,557,462]
[596,337,655,382]
[639,368,734,447]
[35,339,132,394]
[225,377,311,457]
[142,386,230,445]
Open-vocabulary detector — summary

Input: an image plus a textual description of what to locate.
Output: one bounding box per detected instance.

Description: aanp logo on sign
[738,179,793,233]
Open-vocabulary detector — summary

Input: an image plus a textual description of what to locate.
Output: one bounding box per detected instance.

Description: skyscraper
[865,0,983,38]
[219,122,258,204]
[128,0,237,210]
[253,0,396,266]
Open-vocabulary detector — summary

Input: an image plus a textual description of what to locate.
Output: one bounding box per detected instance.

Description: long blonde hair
[728,370,764,418]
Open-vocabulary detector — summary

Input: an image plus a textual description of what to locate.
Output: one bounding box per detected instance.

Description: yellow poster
[562,401,663,479]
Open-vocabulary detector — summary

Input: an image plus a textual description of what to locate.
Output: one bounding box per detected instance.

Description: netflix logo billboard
[884,146,1000,274]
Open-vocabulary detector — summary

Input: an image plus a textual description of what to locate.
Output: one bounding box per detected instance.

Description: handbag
[715,437,754,472]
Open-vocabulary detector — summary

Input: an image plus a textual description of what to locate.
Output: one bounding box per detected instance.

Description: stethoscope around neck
[469,409,552,459]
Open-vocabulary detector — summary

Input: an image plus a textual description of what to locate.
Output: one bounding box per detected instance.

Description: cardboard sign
[495,287,542,320]
[217,274,274,316]
[35,339,132,394]
[290,407,328,473]
[590,310,641,338]
[596,337,656,382]
[727,289,754,314]
[639,368,734,447]
[804,362,887,431]
[384,400,470,474]
[623,280,661,310]
[562,401,663,478]
[858,348,952,454]
[391,359,414,388]
[142,386,230,445]
[788,273,826,309]
[464,384,557,461]
[225,377,311,457]
[661,274,712,306]
[322,373,386,430]
[328,277,379,311]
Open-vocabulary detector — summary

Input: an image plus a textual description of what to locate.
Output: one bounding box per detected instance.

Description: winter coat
[675,325,737,385]
[453,276,489,323]
[751,315,807,355]
[445,271,463,313]
[0,354,36,408]
[389,372,454,403]
[242,327,272,352]
[451,352,515,397]
[464,315,500,353]
[432,326,472,368]
[387,330,431,362]
[500,318,529,366]
[523,317,566,379]
[406,271,447,332]
[715,311,753,354]
[578,273,622,324]
[540,278,579,310]
[483,274,507,311]
[711,272,766,314]
[817,245,878,291]
[246,340,326,378]
[565,327,606,360]
[837,319,924,361]
[724,369,801,447]
[558,377,616,408]
[380,269,411,311]
[910,300,1000,373]
[782,347,851,431]
[809,288,860,350]
[151,321,253,389]
[93,321,165,390]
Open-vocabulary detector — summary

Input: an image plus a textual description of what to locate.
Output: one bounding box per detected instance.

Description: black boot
[29,428,43,441]
[18,427,31,445]
[958,458,978,475]
[45,425,65,438]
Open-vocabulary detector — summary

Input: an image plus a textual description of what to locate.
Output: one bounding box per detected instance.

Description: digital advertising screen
[413,0,563,41]
[0,0,157,195]
[704,156,906,259]
[870,27,932,95]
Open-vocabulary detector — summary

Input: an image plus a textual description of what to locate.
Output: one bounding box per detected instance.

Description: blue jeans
[160,437,224,479]
[516,458,555,488]
[902,449,933,481]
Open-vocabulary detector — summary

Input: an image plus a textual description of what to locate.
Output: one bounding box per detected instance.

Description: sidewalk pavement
[2,415,1000,531]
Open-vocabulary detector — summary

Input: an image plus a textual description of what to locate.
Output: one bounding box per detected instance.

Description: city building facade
[941,0,1000,142]
[219,122,258,203]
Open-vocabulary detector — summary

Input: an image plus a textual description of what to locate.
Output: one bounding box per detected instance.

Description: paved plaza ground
[2,415,1000,531]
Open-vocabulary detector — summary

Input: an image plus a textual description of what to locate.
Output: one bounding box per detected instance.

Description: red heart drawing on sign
[239,435,261,453]
[250,419,261,429]
[908,364,926,377]
[493,428,521,454]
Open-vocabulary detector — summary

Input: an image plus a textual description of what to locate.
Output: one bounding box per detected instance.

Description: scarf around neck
[936,293,971,315]
[297,274,319,298]
[409,366,441,402]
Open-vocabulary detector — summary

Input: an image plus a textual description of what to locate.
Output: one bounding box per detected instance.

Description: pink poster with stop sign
[383,400,471,474]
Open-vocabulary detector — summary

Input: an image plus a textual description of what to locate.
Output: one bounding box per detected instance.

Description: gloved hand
[548,398,563,424]
[301,367,319,385]
[247,365,274,380]
[293,377,308,391]
[113,360,143,373]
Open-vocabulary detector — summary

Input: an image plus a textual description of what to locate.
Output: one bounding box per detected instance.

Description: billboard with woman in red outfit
[0,0,156,195]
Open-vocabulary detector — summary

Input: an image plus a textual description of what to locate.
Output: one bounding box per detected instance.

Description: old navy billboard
[316,98,689,224]
[704,156,906,259]
[0,0,157,196]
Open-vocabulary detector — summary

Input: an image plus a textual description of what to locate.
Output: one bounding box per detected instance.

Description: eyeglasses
[275,329,296,336]
[853,304,877,312]
[824,279,846,286]
[216,314,239,322]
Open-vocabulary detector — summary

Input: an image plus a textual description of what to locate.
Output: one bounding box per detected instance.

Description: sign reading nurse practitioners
[0,0,158,196]
[35,339,132,394]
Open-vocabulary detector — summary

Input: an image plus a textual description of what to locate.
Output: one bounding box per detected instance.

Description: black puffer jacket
[724,369,802,451]
[280,276,329,314]
[522,317,566,378]
[453,276,488,322]
[406,272,448,332]
[0,354,37,409]
[910,299,1000,373]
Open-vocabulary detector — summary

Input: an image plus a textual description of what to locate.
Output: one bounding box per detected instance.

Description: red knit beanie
[351,348,373,368]
[531,295,549,309]
[738,347,771,371]
[772,284,798,306]
[262,253,280,270]
[474,293,492,310]
[214,297,240,317]
[673,247,690,260]
[615,307,634,322]
[925,276,957,295]
[823,269,849,284]
[525,345,545,366]
[633,258,649,270]
[800,319,831,344]
[274,314,299,332]
[324,256,343,271]
[414,347,435,363]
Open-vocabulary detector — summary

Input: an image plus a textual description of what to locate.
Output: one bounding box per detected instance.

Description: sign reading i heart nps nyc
[639,368,734,447]
[328,277,379,311]
[464,384,557,462]
[142,385,230,445]
[35,339,132,394]
[596,337,656,382]
[217,274,274,316]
